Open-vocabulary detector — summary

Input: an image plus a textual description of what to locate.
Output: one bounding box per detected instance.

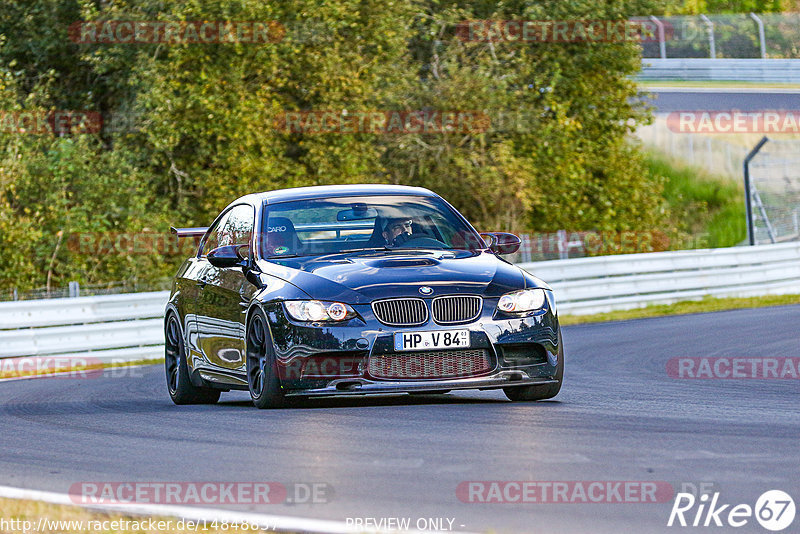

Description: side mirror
[207,244,249,268]
[480,232,521,255]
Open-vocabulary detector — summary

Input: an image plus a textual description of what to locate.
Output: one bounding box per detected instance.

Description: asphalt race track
[1,305,799,534]
[643,88,800,113]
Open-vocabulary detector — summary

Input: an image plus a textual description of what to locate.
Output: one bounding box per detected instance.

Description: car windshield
[259,195,485,258]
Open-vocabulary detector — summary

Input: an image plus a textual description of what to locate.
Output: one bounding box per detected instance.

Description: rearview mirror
[337,204,378,221]
[207,244,249,268]
[480,232,521,255]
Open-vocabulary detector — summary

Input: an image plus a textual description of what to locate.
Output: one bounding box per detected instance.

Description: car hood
[256,250,532,304]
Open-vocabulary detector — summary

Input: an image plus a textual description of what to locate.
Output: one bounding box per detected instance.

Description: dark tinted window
[259,195,484,258]
[201,204,254,256]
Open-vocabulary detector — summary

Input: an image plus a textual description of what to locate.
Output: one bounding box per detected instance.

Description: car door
[182,214,231,368]
[194,204,256,372]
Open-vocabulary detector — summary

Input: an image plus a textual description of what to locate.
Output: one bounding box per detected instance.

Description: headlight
[497,289,547,313]
[284,300,356,322]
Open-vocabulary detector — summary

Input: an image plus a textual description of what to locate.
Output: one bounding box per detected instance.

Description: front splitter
[284,371,558,397]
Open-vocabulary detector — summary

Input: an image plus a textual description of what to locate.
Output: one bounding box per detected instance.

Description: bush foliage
[0,0,681,292]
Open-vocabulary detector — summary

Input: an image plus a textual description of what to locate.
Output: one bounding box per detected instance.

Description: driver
[382,217,414,246]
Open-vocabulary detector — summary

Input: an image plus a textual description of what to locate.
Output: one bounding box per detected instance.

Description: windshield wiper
[335,247,393,254]
[265,254,303,259]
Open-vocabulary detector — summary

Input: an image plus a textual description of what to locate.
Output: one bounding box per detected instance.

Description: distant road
[642,87,800,113]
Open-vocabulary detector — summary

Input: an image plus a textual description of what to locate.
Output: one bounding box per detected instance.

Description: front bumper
[264,297,561,396]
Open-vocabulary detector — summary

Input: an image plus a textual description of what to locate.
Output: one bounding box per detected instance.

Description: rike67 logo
[668,490,795,531]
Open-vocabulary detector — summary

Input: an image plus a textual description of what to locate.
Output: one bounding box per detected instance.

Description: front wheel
[503,330,563,402]
[246,308,286,409]
[164,313,220,405]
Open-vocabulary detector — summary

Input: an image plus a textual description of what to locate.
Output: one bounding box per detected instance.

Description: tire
[246,308,286,409]
[164,313,221,405]
[503,329,564,402]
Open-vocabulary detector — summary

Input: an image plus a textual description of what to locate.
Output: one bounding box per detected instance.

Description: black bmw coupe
[165,185,563,408]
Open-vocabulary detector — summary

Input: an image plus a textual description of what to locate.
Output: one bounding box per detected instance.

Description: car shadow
[215,391,560,410]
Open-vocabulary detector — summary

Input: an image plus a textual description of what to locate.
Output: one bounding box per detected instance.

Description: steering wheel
[392,235,447,248]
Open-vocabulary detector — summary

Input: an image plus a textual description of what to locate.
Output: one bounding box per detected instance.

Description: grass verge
[0,497,275,533]
[646,151,746,249]
[560,294,800,325]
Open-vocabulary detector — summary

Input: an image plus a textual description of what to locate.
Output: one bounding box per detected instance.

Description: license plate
[393,330,470,351]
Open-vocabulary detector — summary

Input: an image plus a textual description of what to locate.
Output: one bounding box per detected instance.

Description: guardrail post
[649,16,667,59]
[749,13,767,59]
[743,136,769,246]
[68,281,80,298]
[700,15,716,59]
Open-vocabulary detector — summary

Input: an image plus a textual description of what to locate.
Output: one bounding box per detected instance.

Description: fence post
[749,13,767,59]
[649,16,667,59]
[743,136,769,245]
[700,14,716,59]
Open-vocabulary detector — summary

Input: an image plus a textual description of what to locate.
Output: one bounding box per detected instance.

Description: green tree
[0,0,683,293]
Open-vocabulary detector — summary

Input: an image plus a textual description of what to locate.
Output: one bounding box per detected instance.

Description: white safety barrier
[519,241,800,315]
[0,242,798,363]
[639,58,800,83]
[0,291,169,363]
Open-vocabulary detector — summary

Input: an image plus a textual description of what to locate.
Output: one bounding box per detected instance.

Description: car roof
[226,184,437,210]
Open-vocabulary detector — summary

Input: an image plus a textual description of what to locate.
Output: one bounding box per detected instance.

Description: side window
[219,205,255,249]
[200,205,255,257]
[200,212,230,257]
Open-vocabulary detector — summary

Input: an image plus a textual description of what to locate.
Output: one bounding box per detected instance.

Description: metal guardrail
[0,242,798,364]
[0,291,169,363]
[639,58,800,82]
[519,241,800,315]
